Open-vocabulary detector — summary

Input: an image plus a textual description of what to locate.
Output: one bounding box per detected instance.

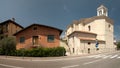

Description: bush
[15,49,24,56]
[0,44,66,57]
[12,47,66,57]
[117,41,120,50]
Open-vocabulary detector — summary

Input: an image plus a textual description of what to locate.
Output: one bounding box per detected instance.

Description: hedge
[0,47,66,57]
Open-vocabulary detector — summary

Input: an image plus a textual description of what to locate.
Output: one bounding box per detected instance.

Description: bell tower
[97,5,108,17]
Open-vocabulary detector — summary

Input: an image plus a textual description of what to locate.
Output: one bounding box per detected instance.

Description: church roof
[79,37,105,42]
[80,16,113,24]
[67,30,97,37]
[67,16,113,29]
[97,4,108,11]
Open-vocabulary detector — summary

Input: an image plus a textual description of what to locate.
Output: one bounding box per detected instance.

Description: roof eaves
[67,31,97,37]
[14,23,63,36]
[0,19,24,29]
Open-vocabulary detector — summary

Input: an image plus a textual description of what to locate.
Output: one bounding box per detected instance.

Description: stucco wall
[105,21,114,48]
[80,40,105,54]
[84,19,106,40]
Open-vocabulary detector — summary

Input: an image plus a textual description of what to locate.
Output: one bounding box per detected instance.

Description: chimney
[11,18,15,21]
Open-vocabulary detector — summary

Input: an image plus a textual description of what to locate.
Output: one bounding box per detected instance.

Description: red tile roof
[14,23,63,35]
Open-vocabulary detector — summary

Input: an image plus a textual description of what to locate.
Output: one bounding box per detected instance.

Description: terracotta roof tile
[14,23,63,35]
[79,37,105,42]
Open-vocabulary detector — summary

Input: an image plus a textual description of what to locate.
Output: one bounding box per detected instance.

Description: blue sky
[0,0,120,41]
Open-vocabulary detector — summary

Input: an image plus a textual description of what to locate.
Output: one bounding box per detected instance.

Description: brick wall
[16,25,61,49]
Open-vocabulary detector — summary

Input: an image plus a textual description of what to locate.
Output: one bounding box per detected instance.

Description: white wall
[84,19,106,40]
[68,35,74,54]
[105,21,114,48]
[66,18,114,55]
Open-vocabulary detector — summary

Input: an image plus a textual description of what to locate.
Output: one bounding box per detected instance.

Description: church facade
[65,5,116,55]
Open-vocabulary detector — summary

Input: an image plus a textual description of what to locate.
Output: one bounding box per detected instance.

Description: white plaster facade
[65,5,116,55]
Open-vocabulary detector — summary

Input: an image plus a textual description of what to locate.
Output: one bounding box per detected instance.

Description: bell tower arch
[97,5,108,16]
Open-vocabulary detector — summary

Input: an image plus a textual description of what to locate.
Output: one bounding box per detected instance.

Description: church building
[65,5,116,55]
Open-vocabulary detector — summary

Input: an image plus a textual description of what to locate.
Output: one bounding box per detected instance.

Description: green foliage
[117,41,120,50]
[11,47,66,57]
[0,48,3,55]
[0,38,66,57]
[0,36,16,55]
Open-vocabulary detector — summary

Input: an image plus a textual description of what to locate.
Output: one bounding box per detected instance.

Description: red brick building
[14,24,62,49]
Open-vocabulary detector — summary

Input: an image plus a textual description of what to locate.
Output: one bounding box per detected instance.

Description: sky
[0,0,120,41]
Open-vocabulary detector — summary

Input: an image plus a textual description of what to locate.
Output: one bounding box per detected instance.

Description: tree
[117,41,120,50]
[0,36,16,55]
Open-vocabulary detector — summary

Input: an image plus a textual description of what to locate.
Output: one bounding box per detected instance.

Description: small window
[73,48,74,53]
[20,37,25,43]
[88,25,91,31]
[33,27,37,30]
[108,24,111,28]
[88,42,91,45]
[47,35,54,42]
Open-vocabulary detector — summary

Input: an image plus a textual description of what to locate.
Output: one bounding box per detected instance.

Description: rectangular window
[20,37,25,43]
[47,35,54,42]
[73,48,74,53]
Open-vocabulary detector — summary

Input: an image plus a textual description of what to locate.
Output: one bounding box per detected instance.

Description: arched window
[108,24,111,31]
[88,25,91,31]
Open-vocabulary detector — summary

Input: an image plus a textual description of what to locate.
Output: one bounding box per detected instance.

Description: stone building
[65,5,116,55]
